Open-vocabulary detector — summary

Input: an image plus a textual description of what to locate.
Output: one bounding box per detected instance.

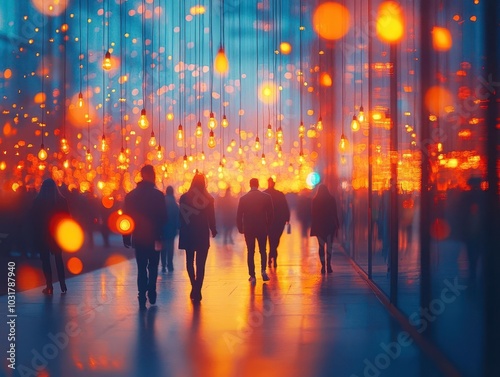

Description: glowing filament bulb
[254,136,261,151]
[358,106,365,123]
[277,126,283,144]
[63,160,69,169]
[156,145,163,160]
[200,151,206,160]
[299,152,304,164]
[183,154,188,169]
[316,116,323,131]
[102,50,112,70]
[60,137,69,154]
[86,149,93,162]
[214,45,229,74]
[277,145,283,159]
[208,130,216,149]
[221,154,227,165]
[195,121,203,137]
[138,108,149,129]
[38,144,48,161]
[339,133,348,153]
[221,114,229,128]
[275,141,280,152]
[266,124,274,139]
[177,124,184,141]
[261,153,266,165]
[118,148,127,164]
[149,131,157,147]
[208,112,217,130]
[78,92,84,108]
[238,146,243,155]
[351,115,360,132]
[299,121,305,136]
[100,134,108,152]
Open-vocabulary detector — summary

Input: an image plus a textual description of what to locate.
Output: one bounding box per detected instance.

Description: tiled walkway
[1,230,444,377]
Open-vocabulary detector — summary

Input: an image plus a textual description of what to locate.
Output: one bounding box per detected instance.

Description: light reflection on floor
[0,228,443,377]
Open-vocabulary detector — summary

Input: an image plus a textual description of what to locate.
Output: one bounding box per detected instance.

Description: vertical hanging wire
[209,0,214,120]
[86,0,92,163]
[101,0,107,153]
[39,0,46,158]
[118,0,126,166]
[155,0,162,160]
[299,0,304,162]
[61,2,68,154]
[237,0,243,160]
[78,0,83,107]
[141,0,147,125]
[219,0,225,166]
[255,1,260,153]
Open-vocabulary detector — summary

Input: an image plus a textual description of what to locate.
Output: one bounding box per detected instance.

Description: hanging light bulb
[266,124,274,139]
[208,112,217,130]
[177,124,184,141]
[275,141,280,152]
[195,121,203,138]
[118,147,127,164]
[188,154,194,162]
[261,153,266,165]
[208,130,216,149]
[138,108,149,129]
[221,114,229,128]
[238,145,243,155]
[316,116,323,131]
[277,126,283,144]
[149,131,157,147]
[358,106,365,123]
[299,121,305,137]
[339,133,349,153]
[183,154,188,169]
[100,134,108,152]
[63,160,69,169]
[218,161,224,173]
[214,45,229,74]
[351,115,360,132]
[60,137,70,154]
[254,136,261,151]
[156,145,163,160]
[200,151,206,160]
[78,92,84,108]
[86,148,93,162]
[299,151,305,164]
[102,50,112,70]
[38,144,48,161]
[277,145,283,159]
[221,154,227,165]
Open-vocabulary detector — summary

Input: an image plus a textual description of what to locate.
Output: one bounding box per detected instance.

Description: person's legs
[317,236,326,273]
[146,249,160,303]
[193,248,209,300]
[135,248,148,306]
[160,245,167,271]
[40,249,53,292]
[166,237,175,271]
[185,249,196,287]
[326,234,333,273]
[268,227,283,267]
[53,251,67,292]
[244,233,256,278]
[257,233,268,272]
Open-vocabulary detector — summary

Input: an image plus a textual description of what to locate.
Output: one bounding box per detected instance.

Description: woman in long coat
[178,173,217,302]
[31,178,70,294]
[310,184,339,274]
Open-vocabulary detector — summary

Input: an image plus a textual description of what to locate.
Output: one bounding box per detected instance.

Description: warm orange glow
[102,196,115,209]
[432,27,453,51]
[320,72,333,87]
[67,257,83,275]
[34,92,46,104]
[313,2,350,40]
[4,69,12,79]
[208,113,217,130]
[138,108,149,129]
[214,46,229,75]
[102,50,112,70]
[17,265,44,291]
[430,218,450,241]
[208,130,216,149]
[116,214,134,235]
[424,86,454,115]
[376,1,404,43]
[107,211,121,233]
[55,218,84,252]
[31,0,68,16]
[38,145,48,161]
[280,42,292,54]
[177,124,184,140]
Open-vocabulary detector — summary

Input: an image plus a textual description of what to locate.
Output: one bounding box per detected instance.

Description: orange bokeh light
[116,214,135,235]
[432,27,453,51]
[214,46,229,75]
[104,254,128,267]
[313,2,350,40]
[424,86,454,115]
[280,42,292,54]
[17,265,44,291]
[54,218,84,253]
[430,218,451,241]
[67,257,83,275]
[376,1,404,43]
[258,82,278,104]
[102,196,115,209]
[320,72,333,87]
[31,0,69,16]
[4,69,12,79]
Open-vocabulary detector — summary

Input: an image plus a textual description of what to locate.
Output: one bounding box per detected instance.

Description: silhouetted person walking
[161,186,180,272]
[31,178,70,294]
[179,173,217,302]
[218,187,237,245]
[264,177,290,268]
[123,165,168,309]
[310,184,339,274]
[237,178,274,283]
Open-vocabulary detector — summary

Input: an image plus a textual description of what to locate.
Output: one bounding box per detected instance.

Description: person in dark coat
[178,173,217,302]
[236,178,274,283]
[161,185,180,272]
[31,178,70,294]
[264,177,290,268]
[123,165,168,309]
[310,184,339,274]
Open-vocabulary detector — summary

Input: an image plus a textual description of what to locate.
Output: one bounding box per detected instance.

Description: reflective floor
[1,229,444,377]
